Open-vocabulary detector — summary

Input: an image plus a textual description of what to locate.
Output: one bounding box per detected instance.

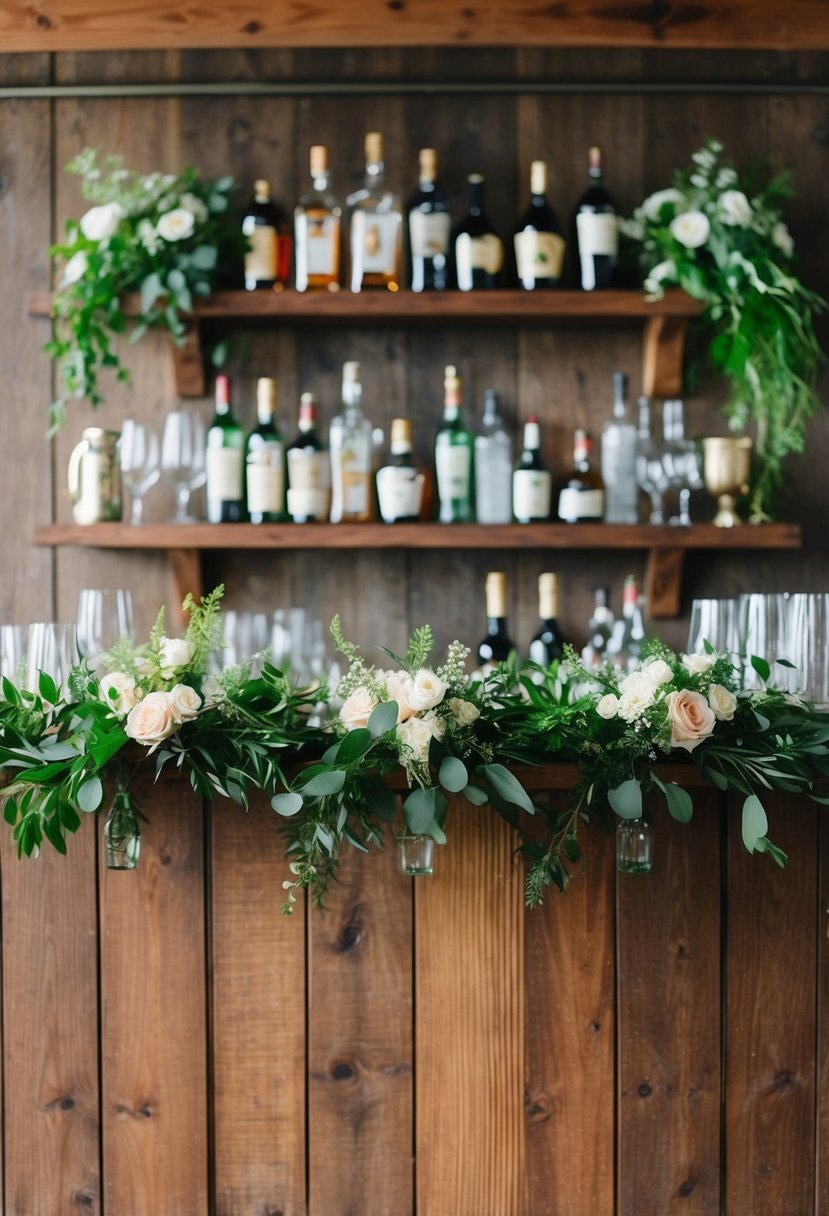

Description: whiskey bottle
[557,429,605,523]
[347,132,403,292]
[329,361,373,522]
[294,144,342,292]
[242,178,292,291]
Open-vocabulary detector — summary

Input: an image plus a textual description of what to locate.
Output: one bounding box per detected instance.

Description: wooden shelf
[28,288,703,399]
[33,521,802,623]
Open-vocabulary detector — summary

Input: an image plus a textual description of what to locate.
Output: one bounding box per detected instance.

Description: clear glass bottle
[453,174,504,291]
[407,147,452,292]
[245,377,286,524]
[513,415,552,523]
[435,364,475,523]
[617,817,654,874]
[581,586,615,668]
[601,371,639,524]
[329,361,373,522]
[529,572,567,666]
[635,395,669,525]
[474,389,513,525]
[558,429,605,523]
[242,178,292,291]
[607,573,647,671]
[476,571,516,671]
[294,144,342,292]
[574,146,619,291]
[513,160,566,290]
[286,392,330,523]
[206,373,245,523]
[347,132,403,292]
[376,418,426,523]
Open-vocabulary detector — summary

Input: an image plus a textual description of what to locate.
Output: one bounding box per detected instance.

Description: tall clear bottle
[347,132,403,292]
[607,573,647,671]
[513,160,566,290]
[294,145,342,292]
[476,571,516,671]
[601,371,639,524]
[435,364,475,523]
[407,148,452,292]
[245,377,285,524]
[329,361,373,522]
[286,392,330,523]
[513,415,553,523]
[206,374,245,523]
[453,174,504,291]
[581,587,615,668]
[474,389,513,524]
[574,146,619,291]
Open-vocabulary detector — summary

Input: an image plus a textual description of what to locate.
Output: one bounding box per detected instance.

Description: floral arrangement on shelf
[621,138,826,522]
[0,588,827,912]
[47,148,245,429]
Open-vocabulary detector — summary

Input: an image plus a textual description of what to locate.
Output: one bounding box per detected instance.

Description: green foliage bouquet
[622,139,825,521]
[47,148,245,428]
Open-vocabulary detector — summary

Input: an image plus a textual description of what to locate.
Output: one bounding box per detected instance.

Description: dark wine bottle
[476,571,516,671]
[529,572,567,666]
[512,415,552,523]
[574,147,619,291]
[557,429,605,523]
[513,160,566,290]
[242,178,292,291]
[407,148,452,292]
[453,174,504,291]
[245,377,286,524]
[286,393,330,523]
[206,374,245,523]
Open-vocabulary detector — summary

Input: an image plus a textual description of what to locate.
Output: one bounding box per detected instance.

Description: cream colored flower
[449,697,480,726]
[408,668,448,712]
[61,251,88,286]
[665,689,715,752]
[156,207,196,242]
[596,693,620,720]
[179,192,208,223]
[670,209,710,249]
[99,671,139,716]
[158,636,194,679]
[168,683,202,722]
[125,690,179,748]
[396,714,434,761]
[772,221,794,258]
[682,652,715,675]
[641,187,686,222]
[641,658,674,688]
[384,670,417,722]
[719,189,752,226]
[339,686,378,730]
[618,673,655,722]
[708,683,737,721]
[79,201,123,241]
[422,710,446,742]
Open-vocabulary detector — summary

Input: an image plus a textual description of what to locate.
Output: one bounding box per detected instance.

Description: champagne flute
[76,589,135,666]
[0,624,28,686]
[120,419,161,525]
[161,410,206,523]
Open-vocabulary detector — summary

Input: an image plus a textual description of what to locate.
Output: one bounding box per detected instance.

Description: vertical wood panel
[524,797,616,1216]
[210,794,307,1216]
[100,773,208,1214]
[308,836,413,1216]
[617,793,722,1215]
[819,806,829,1215]
[725,792,818,1216]
[416,799,524,1216]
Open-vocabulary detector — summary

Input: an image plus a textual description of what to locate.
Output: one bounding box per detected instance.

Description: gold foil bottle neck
[365,132,383,164]
[310,145,329,174]
[530,160,548,196]
[390,417,413,448]
[419,148,438,180]
[254,178,271,198]
[485,571,508,620]
[538,572,559,620]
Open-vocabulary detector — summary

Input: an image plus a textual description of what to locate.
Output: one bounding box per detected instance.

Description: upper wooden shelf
[28,288,703,400]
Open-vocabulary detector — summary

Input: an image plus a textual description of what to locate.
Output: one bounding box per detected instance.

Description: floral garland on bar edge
[0,589,827,912]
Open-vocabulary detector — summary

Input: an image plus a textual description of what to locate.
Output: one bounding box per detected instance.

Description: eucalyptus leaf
[301,769,346,797]
[461,784,489,806]
[482,763,534,813]
[608,778,643,820]
[439,756,468,794]
[404,787,446,835]
[76,776,103,814]
[741,793,768,853]
[367,700,399,738]
[664,782,693,824]
[272,791,304,817]
[335,728,374,764]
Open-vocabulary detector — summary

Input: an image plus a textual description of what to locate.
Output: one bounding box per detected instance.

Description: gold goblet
[702,436,753,527]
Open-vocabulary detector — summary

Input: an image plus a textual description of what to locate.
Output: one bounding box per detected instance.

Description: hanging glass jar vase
[104,782,141,870]
[397,833,435,876]
[616,817,654,875]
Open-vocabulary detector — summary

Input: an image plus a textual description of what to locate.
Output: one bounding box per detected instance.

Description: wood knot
[60,1096,75,1110]
[334,905,366,952]
[524,1089,552,1123]
[36,12,52,28]
[387,0,405,9]
[767,1069,795,1094]
[589,1020,601,1035]
[73,1191,95,1208]
[160,852,172,866]
[331,1060,356,1081]
[638,1082,652,1098]
[243,20,262,33]
[677,1178,696,1198]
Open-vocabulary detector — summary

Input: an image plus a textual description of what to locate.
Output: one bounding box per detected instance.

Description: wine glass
[120,419,160,525]
[76,589,135,666]
[161,410,206,523]
[661,399,704,526]
[26,623,78,695]
[687,597,743,667]
[0,624,28,686]
[635,429,669,525]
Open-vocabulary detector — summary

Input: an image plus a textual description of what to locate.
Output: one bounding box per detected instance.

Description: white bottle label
[296,211,340,280]
[206,447,243,500]
[576,212,619,257]
[376,467,425,521]
[513,469,552,520]
[558,486,604,522]
[601,427,638,523]
[287,449,330,519]
[436,445,472,503]
[455,233,504,289]
[246,451,284,515]
[475,437,513,524]
[351,210,402,277]
[409,211,451,258]
[514,230,565,284]
[243,223,278,281]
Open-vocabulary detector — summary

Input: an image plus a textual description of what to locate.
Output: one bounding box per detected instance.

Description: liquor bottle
[512,415,552,523]
[607,573,647,671]
[347,132,403,292]
[557,429,605,523]
[574,146,619,291]
[245,377,285,524]
[453,174,504,291]
[407,147,452,292]
[581,586,615,668]
[294,144,342,292]
[513,160,566,290]
[376,418,426,523]
[601,371,638,524]
[529,572,567,666]
[476,571,516,671]
[242,179,292,291]
[435,364,475,523]
[329,361,373,522]
[286,392,330,523]
[206,373,245,523]
[474,389,513,525]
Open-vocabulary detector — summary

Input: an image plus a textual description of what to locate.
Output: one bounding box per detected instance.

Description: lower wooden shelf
[33,520,802,623]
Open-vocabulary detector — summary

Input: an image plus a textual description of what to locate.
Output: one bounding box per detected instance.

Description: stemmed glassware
[76,589,135,667]
[660,399,704,526]
[120,419,160,525]
[26,623,78,694]
[0,624,28,685]
[161,410,206,523]
[634,396,669,524]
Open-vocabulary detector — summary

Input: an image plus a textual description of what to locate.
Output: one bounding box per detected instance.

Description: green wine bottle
[435,364,475,523]
[206,373,245,523]
[245,377,286,524]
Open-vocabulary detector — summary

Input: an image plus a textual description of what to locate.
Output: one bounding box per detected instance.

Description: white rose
[61,251,88,286]
[408,668,448,712]
[156,207,196,242]
[449,697,480,726]
[596,693,620,720]
[79,201,123,241]
[383,670,417,722]
[125,690,179,748]
[644,259,676,295]
[396,715,435,761]
[772,221,794,258]
[682,652,715,675]
[422,710,446,742]
[339,686,378,731]
[641,658,673,688]
[99,671,139,716]
[641,187,686,222]
[617,217,644,241]
[708,683,737,721]
[665,688,716,752]
[715,167,737,189]
[719,189,752,226]
[179,192,208,223]
[158,636,194,679]
[168,683,202,722]
[618,674,655,722]
[670,209,710,249]
[201,675,226,706]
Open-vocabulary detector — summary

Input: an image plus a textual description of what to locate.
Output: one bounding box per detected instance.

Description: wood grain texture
[4,0,829,51]
[210,795,307,1216]
[416,798,525,1216]
[100,772,208,1215]
[524,796,616,1215]
[724,792,818,1216]
[308,836,414,1216]
[617,792,722,1215]
[819,805,829,1215]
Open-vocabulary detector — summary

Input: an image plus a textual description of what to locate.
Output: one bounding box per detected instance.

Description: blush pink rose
[339,686,378,730]
[665,688,716,752]
[125,690,179,749]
